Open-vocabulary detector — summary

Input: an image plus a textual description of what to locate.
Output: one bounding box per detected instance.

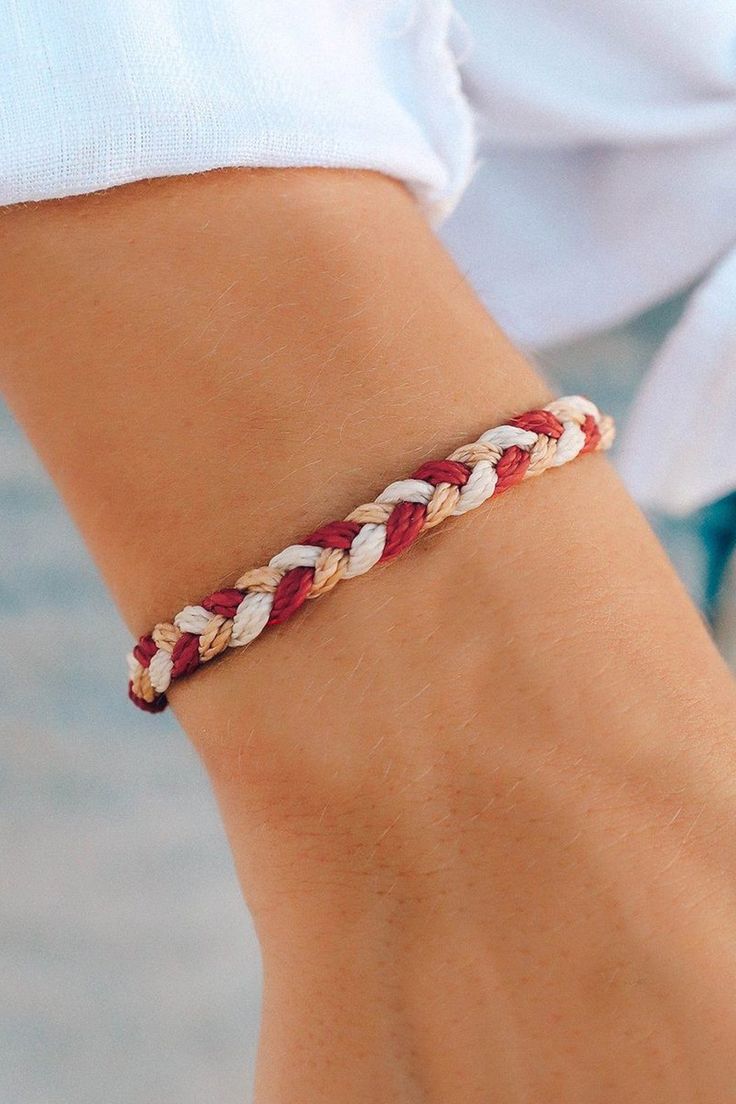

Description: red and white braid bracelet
[128,395,614,712]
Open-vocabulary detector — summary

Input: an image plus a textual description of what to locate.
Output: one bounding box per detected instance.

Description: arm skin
[2,169,736,1103]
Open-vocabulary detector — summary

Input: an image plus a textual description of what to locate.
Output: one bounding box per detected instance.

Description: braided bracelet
[128,395,614,712]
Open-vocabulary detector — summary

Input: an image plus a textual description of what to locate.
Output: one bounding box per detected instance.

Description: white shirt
[2,0,735,516]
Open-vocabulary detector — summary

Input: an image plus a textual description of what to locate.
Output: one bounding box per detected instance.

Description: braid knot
[128,395,614,711]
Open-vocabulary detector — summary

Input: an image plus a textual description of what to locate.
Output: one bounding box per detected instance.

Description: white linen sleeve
[0,0,474,220]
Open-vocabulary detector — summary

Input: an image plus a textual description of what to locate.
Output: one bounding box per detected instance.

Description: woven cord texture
[128,395,615,712]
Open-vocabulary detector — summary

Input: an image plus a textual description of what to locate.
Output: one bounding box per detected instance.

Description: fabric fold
[0,0,475,219]
[616,246,736,516]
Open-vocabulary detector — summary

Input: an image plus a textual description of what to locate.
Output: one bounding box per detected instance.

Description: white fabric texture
[1,0,736,515]
[0,1,474,218]
[616,248,736,514]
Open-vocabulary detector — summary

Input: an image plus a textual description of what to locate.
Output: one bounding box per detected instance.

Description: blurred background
[3,298,736,1103]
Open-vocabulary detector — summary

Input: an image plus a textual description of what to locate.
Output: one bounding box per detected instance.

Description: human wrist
[3,166,736,1103]
[198,451,736,931]
[248,689,736,1103]
[3,164,732,870]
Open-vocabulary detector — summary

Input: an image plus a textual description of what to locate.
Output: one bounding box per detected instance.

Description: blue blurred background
[3,299,736,1103]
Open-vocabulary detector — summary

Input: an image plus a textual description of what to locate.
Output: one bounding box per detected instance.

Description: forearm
[2,170,735,1102]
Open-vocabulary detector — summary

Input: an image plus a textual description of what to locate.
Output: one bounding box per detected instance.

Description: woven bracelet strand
[128,394,615,712]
